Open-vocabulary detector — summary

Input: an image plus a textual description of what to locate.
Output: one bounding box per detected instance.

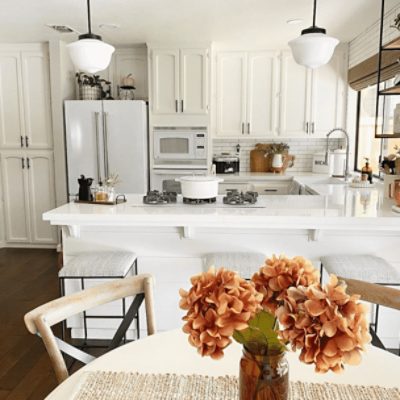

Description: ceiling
[0,0,398,48]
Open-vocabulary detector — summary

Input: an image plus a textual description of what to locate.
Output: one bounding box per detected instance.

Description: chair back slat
[341,277,400,311]
[24,274,156,384]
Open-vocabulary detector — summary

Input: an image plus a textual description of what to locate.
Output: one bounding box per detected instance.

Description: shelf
[382,37,400,50]
[379,86,400,95]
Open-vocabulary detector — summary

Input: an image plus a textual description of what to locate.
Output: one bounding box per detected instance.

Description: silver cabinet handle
[94,112,101,182]
[26,157,30,169]
[181,100,184,113]
[247,123,250,134]
[175,100,178,113]
[20,136,24,148]
[311,122,315,134]
[102,112,109,179]
[241,122,244,134]
[21,157,25,169]
[25,136,29,147]
[305,122,309,134]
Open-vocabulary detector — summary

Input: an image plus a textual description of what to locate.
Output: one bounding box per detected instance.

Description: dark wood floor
[0,248,60,400]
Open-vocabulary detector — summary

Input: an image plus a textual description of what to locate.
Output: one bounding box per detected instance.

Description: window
[355,81,400,174]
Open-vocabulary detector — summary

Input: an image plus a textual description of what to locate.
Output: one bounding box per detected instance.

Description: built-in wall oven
[153,126,208,169]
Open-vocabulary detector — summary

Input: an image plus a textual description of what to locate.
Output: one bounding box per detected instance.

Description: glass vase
[239,347,289,400]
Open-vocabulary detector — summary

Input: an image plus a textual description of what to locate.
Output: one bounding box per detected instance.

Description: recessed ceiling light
[99,23,120,30]
[287,19,303,25]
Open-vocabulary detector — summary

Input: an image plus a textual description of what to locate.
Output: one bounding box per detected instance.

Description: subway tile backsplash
[212,138,345,173]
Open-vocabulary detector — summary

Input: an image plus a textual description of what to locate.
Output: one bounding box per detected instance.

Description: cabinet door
[114,51,148,100]
[180,49,208,114]
[0,53,25,149]
[310,50,347,137]
[21,51,53,148]
[216,52,247,137]
[0,152,30,242]
[247,52,279,137]
[279,52,311,136]
[26,151,57,244]
[151,49,180,114]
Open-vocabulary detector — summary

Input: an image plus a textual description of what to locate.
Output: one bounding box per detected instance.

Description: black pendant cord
[312,0,317,28]
[87,0,92,34]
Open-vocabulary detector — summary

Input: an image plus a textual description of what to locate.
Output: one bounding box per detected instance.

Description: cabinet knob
[175,100,178,113]
[305,122,309,134]
[27,157,30,169]
[241,122,244,135]
[311,122,315,134]
[25,136,29,147]
[21,157,25,169]
[247,123,250,134]
[20,136,24,148]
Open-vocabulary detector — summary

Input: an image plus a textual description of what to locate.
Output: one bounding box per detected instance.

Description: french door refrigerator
[64,100,149,199]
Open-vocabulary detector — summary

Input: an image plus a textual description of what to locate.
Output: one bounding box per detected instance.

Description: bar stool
[320,254,400,350]
[58,251,138,343]
[203,252,266,279]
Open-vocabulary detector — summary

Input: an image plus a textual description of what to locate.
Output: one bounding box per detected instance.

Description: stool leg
[319,264,323,284]
[134,258,140,340]
[60,278,66,340]
[374,304,380,334]
[122,298,127,344]
[81,278,88,345]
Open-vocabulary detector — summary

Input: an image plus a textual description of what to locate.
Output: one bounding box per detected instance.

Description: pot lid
[177,176,223,183]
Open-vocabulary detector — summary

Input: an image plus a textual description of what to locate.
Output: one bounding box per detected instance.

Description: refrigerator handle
[102,111,110,179]
[94,112,101,182]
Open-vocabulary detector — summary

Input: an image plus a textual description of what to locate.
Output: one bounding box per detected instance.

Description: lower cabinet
[0,150,57,244]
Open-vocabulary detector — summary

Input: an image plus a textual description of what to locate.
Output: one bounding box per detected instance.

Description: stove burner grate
[183,197,217,205]
[143,190,177,205]
[223,190,258,205]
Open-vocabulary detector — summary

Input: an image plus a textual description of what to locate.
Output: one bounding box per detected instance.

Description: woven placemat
[72,371,400,400]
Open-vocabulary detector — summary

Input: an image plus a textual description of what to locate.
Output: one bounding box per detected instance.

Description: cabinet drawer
[252,182,290,195]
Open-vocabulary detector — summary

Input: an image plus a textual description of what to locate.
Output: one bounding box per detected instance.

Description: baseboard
[3,243,57,249]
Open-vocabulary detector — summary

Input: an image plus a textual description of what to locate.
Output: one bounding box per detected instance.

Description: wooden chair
[340,277,400,353]
[24,274,156,384]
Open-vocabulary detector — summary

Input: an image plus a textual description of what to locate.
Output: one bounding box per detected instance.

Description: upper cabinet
[279,49,347,137]
[216,51,279,137]
[0,45,52,149]
[150,47,209,115]
[112,48,148,101]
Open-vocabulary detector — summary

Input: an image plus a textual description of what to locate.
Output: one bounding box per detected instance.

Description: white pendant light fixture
[67,0,115,73]
[288,0,339,69]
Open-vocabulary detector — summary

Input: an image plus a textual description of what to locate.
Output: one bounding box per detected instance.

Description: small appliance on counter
[213,154,240,174]
[312,153,330,174]
[78,175,93,201]
[330,148,347,177]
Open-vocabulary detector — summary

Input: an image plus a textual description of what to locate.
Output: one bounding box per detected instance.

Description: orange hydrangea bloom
[252,255,320,313]
[179,268,262,359]
[276,275,371,373]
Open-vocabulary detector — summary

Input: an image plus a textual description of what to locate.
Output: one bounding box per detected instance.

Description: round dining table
[46,329,400,399]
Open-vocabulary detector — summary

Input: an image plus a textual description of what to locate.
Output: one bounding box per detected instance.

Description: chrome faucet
[325,128,351,180]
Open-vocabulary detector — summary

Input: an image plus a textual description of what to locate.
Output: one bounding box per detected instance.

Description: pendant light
[288,0,339,69]
[67,0,115,73]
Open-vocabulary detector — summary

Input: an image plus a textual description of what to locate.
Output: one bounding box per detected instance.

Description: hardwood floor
[0,248,59,400]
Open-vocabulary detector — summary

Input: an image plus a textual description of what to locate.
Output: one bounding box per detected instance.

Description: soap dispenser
[361,158,373,184]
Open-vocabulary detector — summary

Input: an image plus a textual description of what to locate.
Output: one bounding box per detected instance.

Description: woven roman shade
[348,44,400,91]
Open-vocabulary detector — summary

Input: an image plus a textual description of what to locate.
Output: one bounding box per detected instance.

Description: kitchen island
[44,174,400,346]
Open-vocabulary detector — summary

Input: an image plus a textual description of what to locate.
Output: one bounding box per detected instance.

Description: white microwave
[153,127,208,166]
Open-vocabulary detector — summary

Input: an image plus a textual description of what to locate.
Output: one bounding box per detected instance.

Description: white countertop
[43,174,400,231]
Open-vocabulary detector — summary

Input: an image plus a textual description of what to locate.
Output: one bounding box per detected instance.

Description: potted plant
[267,143,290,172]
[179,255,370,400]
[76,73,111,100]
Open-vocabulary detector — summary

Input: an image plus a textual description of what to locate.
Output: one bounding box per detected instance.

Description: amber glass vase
[239,347,289,400]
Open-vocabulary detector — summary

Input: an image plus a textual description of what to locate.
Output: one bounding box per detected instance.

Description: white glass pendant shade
[288,33,339,69]
[67,38,115,73]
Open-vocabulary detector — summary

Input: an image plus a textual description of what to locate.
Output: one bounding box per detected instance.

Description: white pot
[176,176,223,199]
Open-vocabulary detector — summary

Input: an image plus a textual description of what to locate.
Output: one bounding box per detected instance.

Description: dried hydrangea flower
[276,275,371,373]
[252,255,320,313]
[179,268,263,359]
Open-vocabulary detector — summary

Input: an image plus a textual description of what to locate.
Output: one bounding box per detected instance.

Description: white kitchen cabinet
[0,45,52,149]
[0,150,57,244]
[279,50,347,137]
[151,48,208,115]
[216,51,279,138]
[113,49,148,100]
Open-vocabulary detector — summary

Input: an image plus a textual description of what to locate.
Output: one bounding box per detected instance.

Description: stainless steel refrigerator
[64,100,148,198]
